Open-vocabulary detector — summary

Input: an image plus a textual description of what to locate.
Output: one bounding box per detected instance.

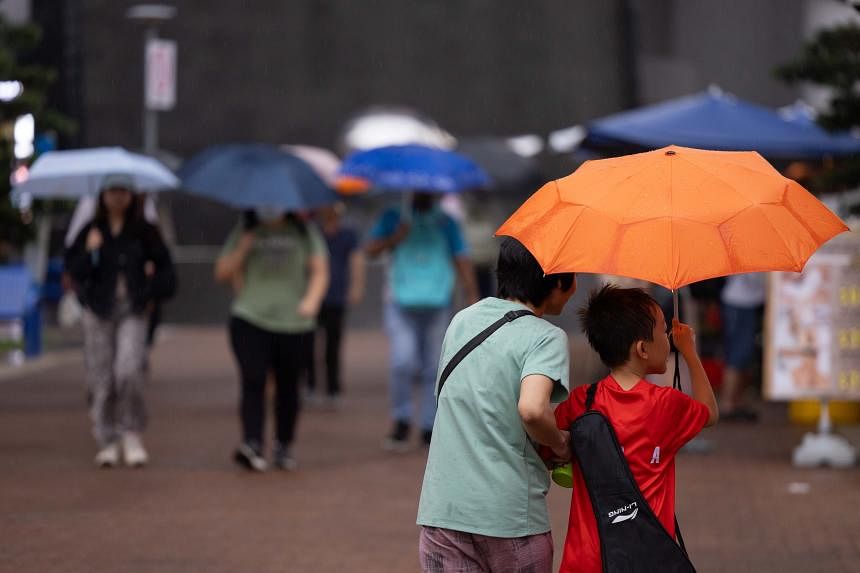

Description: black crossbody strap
[675,514,688,556]
[584,381,599,411]
[436,309,534,400]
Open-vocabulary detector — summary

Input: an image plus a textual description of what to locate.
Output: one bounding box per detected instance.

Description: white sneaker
[233,442,268,472]
[122,433,149,467]
[94,443,120,468]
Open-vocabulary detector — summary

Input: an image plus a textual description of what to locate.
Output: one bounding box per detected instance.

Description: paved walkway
[1,327,859,572]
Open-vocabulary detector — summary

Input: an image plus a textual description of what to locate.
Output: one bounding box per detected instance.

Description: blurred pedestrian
[64,174,177,468]
[417,238,575,572]
[305,203,365,409]
[215,209,329,471]
[366,191,479,450]
[719,272,766,421]
[64,194,164,365]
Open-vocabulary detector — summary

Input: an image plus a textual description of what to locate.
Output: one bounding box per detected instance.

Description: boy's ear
[634,340,648,359]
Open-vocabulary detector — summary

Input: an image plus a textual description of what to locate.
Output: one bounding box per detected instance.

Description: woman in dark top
[65,174,176,468]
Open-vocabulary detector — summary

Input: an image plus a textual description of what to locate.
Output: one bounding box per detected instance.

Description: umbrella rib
[669,153,677,289]
[546,186,587,272]
[608,155,662,189]
[778,182,834,244]
[719,203,807,272]
[678,151,778,179]
[672,155,763,207]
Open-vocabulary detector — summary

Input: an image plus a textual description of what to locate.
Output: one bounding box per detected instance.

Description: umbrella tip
[665,150,677,156]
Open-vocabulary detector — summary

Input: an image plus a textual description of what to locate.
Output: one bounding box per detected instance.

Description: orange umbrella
[496,145,848,291]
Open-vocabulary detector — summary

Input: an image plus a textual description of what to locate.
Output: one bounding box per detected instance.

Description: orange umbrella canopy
[496,145,848,290]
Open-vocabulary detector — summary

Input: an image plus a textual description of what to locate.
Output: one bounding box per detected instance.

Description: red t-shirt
[554,375,709,573]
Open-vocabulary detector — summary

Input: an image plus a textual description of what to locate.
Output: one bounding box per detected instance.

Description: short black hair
[496,237,575,306]
[578,284,659,369]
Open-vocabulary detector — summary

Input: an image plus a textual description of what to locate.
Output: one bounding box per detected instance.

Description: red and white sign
[145,38,177,111]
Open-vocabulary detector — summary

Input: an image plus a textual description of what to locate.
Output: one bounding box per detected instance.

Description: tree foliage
[0,16,75,260]
[777,24,860,190]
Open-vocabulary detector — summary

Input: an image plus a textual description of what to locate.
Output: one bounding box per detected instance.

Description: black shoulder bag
[570,382,696,573]
[436,309,534,399]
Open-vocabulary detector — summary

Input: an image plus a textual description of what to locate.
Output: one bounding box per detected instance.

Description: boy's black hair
[578,284,659,369]
[496,237,575,306]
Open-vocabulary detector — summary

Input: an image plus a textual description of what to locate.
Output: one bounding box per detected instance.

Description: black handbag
[570,382,696,573]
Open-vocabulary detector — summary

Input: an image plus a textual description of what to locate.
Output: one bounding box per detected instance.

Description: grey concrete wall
[632,0,805,106]
[76,0,629,156]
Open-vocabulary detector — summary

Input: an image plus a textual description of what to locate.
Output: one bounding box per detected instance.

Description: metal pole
[672,289,682,392]
[672,289,679,320]
[143,26,158,156]
[818,398,832,435]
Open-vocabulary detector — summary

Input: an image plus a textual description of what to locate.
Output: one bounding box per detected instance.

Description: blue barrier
[41,257,65,303]
[0,265,42,359]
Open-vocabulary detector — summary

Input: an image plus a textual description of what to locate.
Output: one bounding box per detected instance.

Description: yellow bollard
[789,400,860,425]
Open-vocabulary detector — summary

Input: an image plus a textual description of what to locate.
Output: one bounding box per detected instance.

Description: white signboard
[145,38,176,111]
[765,233,860,400]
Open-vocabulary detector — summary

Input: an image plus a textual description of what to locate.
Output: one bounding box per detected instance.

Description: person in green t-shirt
[215,209,329,472]
[416,237,576,572]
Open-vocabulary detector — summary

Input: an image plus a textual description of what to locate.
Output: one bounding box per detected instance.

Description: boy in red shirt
[554,285,718,572]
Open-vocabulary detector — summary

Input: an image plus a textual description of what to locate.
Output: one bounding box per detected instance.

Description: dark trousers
[229,316,307,446]
[146,302,161,348]
[306,304,346,396]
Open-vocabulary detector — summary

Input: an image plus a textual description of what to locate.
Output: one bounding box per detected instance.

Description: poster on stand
[765,231,860,400]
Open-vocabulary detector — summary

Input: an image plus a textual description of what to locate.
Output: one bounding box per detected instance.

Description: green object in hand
[551,463,573,488]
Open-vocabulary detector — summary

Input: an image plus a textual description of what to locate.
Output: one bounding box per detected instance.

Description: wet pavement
[1,326,859,572]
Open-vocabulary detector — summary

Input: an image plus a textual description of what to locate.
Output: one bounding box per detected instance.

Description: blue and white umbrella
[337,144,491,195]
[12,147,178,204]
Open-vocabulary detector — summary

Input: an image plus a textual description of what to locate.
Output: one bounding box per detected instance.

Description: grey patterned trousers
[82,305,148,446]
[419,526,553,573]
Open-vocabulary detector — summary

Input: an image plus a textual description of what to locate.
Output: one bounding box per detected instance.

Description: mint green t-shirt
[416,297,570,537]
[221,221,328,333]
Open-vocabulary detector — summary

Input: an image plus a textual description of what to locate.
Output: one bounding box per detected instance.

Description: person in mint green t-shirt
[215,209,329,472]
[417,237,576,573]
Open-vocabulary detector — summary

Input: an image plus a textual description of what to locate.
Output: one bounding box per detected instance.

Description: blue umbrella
[337,144,491,194]
[179,144,338,209]
[584,87,860,159]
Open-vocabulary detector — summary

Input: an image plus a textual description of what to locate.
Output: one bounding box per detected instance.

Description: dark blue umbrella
[584,88,860,159]
[336,144,491,194]
[179,144,338,209]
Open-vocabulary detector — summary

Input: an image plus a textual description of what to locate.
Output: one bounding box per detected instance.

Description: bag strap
[584,381,599,411]
[436,309,534,400]
[584,380,691,558]
[675,514,689,557]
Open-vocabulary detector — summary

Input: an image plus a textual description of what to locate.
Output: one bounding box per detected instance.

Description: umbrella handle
[672,289,679,320]
[672,289,682,391]
[400,192,413,223]
[673,349,681,391]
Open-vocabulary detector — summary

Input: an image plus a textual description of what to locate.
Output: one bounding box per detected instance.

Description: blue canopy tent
[583,88,860,159]
[778,100,860,150]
